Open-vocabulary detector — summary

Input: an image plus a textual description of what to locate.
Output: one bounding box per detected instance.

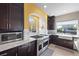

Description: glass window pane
[56,20,78,35]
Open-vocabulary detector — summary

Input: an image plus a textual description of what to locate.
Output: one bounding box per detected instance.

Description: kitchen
[0,3,79,56]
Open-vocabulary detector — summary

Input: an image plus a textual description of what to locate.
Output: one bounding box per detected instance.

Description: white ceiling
[36,3,79,16]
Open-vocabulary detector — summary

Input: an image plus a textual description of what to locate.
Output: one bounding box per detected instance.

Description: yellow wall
[24,3,47,30]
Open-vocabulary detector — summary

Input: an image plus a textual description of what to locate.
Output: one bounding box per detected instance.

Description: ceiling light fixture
[44,5,47,8]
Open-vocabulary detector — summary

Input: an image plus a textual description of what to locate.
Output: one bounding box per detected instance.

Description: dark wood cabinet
[17,43,29,56]
[49,35,73,49]
[49,35,58,44]
[0,40,37,56]
[58,38,73,49]
[17,40,37,56]
[0,47,17,56]
[0,3,24,33]
[28,40,37,56]
[0,4,9,32]
[8,3,24,32]
[47,16,55,30]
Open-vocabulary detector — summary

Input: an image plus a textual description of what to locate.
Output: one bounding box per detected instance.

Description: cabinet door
[17,40,37,56]
[47,16,55,30]
[55,38,73,49]
[28,40,37,56]
[0,47,17,56]
[61,39,73,49]
[17,43,29,56]
[0,4,9,32]
[8,3,24,32]
[50,35,73,49]
[49,35,58,44]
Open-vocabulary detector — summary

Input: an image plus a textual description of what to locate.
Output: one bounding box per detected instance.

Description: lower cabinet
[17,43,29,56]
[17,40,37,56]
[49,35,73,49]
[0,47,17,56]
[49,35,58,44]
[28,40,37,56]
[0,40,37,56]
[55,38,73,49]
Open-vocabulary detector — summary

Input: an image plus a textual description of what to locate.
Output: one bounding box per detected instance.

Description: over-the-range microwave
[0,32,23,44]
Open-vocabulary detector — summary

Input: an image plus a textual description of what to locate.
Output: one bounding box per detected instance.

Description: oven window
[43,41,48,47]
[39,44,42,51]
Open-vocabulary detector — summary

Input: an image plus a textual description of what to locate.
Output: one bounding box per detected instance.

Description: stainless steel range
[31,34,49,56]
[0,32,23,44]
[37,35,49,56]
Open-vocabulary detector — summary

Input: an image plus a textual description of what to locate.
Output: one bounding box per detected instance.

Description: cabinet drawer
[28,40,37,56]
[0,47,17,56]
[17,40,37,56]
[17,44,29,56]
[63,40,73,49]
[58,38,73,49]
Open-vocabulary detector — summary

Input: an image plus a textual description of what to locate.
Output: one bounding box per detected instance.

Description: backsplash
[24,29,38,40]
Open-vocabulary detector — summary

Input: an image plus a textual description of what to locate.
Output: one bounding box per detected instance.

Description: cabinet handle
[9,24,11,28]
[22,45,27,48]
[16,53,17,56]
[7,24,8,29]
[0,53,7,56]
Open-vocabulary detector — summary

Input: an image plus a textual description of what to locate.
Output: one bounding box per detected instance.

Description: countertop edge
[0,38,36,52]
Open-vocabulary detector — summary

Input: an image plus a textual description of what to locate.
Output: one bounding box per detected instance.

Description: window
[56,20,78,35]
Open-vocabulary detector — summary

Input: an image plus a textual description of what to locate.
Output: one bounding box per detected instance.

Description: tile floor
[43,44,79,56]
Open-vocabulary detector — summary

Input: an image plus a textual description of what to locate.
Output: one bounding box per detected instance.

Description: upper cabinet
[0,3,24,33]
[0,4,9,32]
[47,16,55,30]
[8,3,24,32]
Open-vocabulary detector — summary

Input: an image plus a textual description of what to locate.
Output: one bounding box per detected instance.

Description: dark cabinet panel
[17,40,37,56]
[28,40,37,56]
[0,40,37,56]
[0,47,17,56]
[47,16,55,30]
[58,38,73,49]
[0,3,24,33]
[17,43,29,56]
[0,4,9,32]
[8,3,24,32]
[49,35,58,44]
[49,35,73,49]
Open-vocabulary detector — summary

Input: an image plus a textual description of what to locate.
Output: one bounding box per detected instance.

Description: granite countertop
[0,38,36,52]
[56,33,79,38]
[55,33,79,40]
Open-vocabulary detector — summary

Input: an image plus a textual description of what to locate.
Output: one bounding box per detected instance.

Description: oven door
[42,38,49,52]
[43,40,49,48]
[37,39,43,56]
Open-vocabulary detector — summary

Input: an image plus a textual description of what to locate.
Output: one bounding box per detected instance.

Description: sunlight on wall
[24,3,47,30]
